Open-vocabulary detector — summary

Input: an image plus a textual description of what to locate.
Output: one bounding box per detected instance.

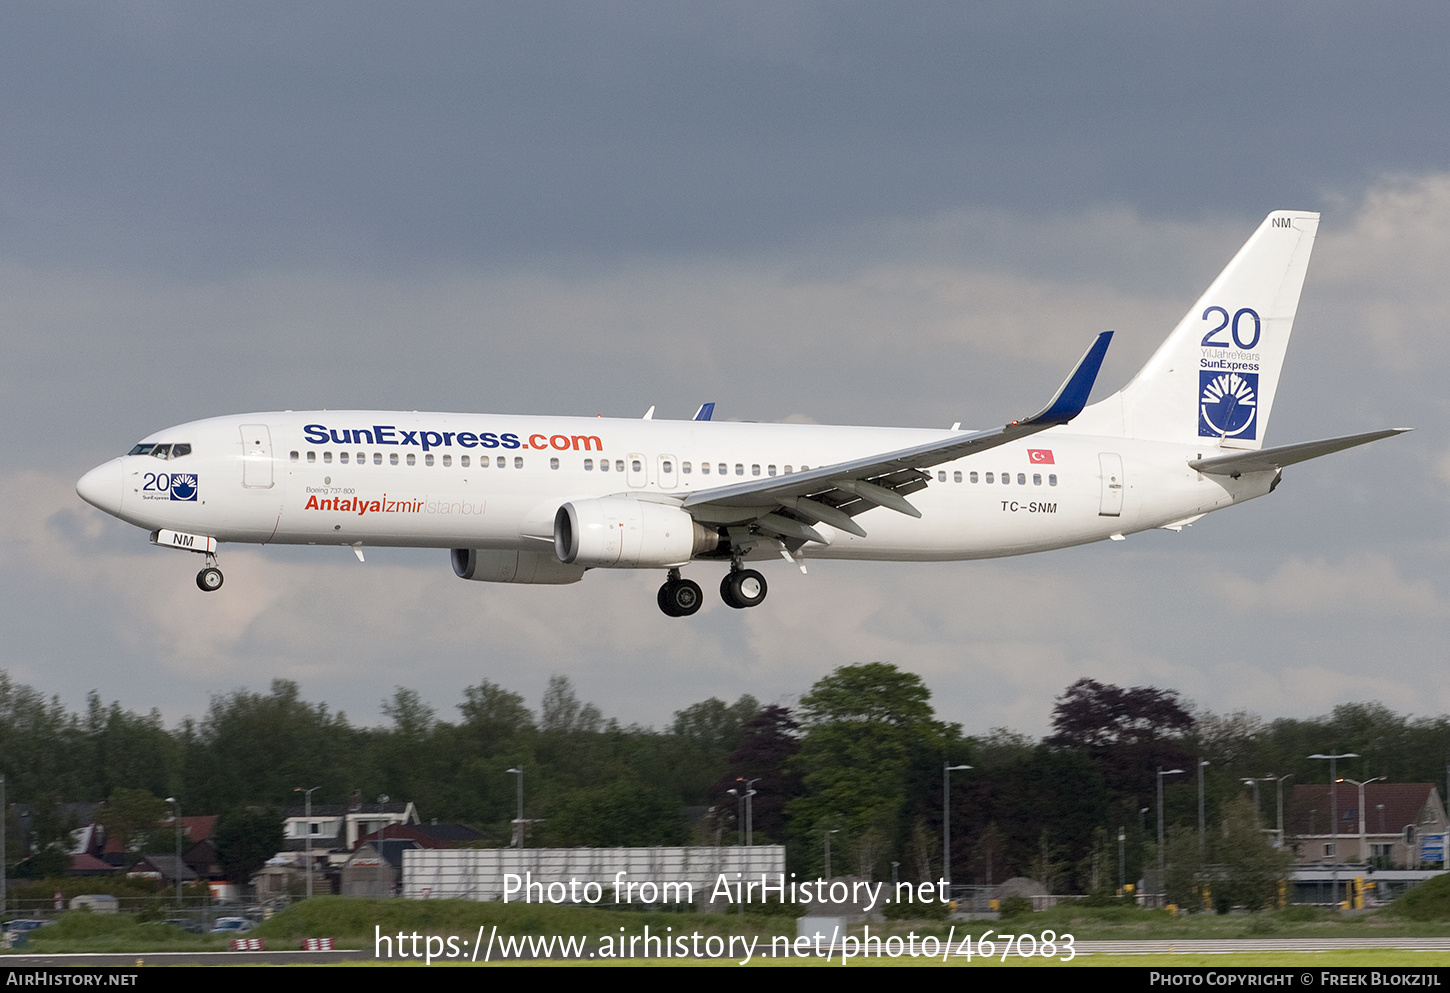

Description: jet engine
[451,548,585,585]
[554,497,719,568]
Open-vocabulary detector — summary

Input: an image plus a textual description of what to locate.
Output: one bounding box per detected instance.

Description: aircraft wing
[1189,428,1410,477]
[678,332,1113,542]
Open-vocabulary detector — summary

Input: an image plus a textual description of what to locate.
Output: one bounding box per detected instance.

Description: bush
[998,895,1033,919]
[1386,874,1450,920]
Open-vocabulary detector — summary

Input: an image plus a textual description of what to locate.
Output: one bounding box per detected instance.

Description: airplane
[76,210,1406,616]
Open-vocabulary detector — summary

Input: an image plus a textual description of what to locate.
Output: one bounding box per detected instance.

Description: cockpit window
[127,443,191,459]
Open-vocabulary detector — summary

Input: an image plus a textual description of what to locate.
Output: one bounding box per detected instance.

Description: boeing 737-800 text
[76,211,1405,615]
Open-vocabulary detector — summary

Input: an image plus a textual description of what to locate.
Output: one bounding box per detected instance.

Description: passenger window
[600,459,609,472]
[631,459,642,472]
[407,454,416,466]
[1002,472,1010,484]
[938,471,946,482]
[425,454,434,466]
[373,453,382,465]
[497,457,506,468]
[390,453,399,465]
[290,451,299,462]
[461,455,470,467]
[701,463,710,475]
[735,464,744,476]
[718,464,727,475]
[785,466,793,474]
[662,460,673,473]
[340,452,349,464]
[442,454,450,467]
[323,452,332,464]
[954,471,962,483]
[585,459,594,471]
[1033,473,1041,485]
[970,472,978,483]
[751,464,760,476]
[1049,474,1057,486]
[615,460,625,472]
[307,451,316,464]
[550,457,559,470]
[515,457,524,469]
[985,472,994,483]
[682,462,691,474]
[768,465,776,476]
[1017,473,1026,485]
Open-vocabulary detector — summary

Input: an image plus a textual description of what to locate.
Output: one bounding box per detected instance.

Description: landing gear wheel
[196,567,224,592]
[720,568,767,609]
[658,578,703,617]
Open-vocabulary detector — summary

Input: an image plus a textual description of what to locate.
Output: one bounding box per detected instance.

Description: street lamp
[293,787,320,899]
[1309,752,1360,908]
[506,768,524,848]
[824,828,840,880]
[735,778,760,846]
[164,796,182,905]
[1338,776,1385,863]
[1197,759,1210,851]
[1157,767,1185,907]
[943,763,972,888]
[1118,826,1126,897]
[1270,773,1295,848]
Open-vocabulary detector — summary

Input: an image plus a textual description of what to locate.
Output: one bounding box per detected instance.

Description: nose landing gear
[196,553,224,592]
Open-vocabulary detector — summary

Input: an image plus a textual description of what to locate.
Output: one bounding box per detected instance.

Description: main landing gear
[196,552,224,592]
[720,567,767,610]
[657,565,769,616]
[658,568,703,617]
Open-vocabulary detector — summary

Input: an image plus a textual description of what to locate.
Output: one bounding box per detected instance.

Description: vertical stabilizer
[1082,211,1319,449]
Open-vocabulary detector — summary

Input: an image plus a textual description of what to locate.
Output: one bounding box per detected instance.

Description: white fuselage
[81,410,1273,564]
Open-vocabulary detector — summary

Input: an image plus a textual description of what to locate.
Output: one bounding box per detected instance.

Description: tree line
[2,666,1447,892]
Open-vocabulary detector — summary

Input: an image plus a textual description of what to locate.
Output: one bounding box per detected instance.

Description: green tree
[1211,795,1293,911]
[214,807,283,886]
[99,787,168,859]
[787,663,952,878]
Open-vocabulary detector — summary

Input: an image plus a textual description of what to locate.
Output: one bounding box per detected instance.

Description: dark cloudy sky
[4,2,1446,737]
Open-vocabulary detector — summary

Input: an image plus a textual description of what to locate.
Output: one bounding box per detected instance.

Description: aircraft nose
[76,459,124,516]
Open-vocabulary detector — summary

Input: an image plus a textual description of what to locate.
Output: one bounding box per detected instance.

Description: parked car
[2,920,50,933]
[209,917,257,935]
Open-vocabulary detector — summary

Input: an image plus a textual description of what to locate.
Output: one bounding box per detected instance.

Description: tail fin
[1077,210,1320,449]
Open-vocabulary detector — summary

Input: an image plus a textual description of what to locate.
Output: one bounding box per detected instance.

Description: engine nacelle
[451,548,585,585]
[554,497,718,568]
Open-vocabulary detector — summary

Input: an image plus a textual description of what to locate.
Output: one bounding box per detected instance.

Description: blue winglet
[693,402,715,421]
[1021,331,1113,426]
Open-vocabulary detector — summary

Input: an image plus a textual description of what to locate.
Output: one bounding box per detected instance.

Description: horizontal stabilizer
[1190,428,1410,476]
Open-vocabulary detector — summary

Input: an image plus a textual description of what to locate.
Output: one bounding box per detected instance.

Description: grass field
[10,896,1450,962]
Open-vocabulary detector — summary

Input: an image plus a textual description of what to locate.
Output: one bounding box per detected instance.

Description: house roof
[68,853,115,875]
[133,854,198,882]
[1287,782,1444,836]
[164,815,218,844]
[359,823,484,849]
[282,803,416,818]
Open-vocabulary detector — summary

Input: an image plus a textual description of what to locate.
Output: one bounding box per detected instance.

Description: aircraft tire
[196,567,224,592]
[668,579,703,616]
[721,569,767,609]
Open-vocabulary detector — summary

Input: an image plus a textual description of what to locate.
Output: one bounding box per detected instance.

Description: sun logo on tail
[1198,371,1258,440]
